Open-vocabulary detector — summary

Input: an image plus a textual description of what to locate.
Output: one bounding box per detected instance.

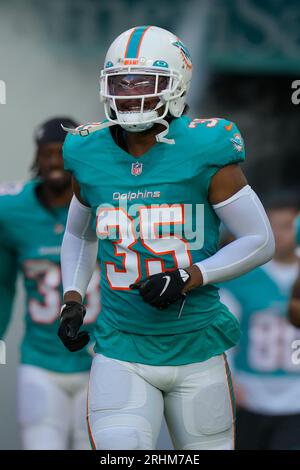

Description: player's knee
[95,426,140,450]
[89,414,154,450]
[182,427,234,451]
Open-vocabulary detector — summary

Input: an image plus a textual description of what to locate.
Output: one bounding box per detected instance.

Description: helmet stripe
[124,27,136,59]
[136,25,152,58]
[125,25,151,59]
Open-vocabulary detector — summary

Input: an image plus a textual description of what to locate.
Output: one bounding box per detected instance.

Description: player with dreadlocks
[0,117,100,449]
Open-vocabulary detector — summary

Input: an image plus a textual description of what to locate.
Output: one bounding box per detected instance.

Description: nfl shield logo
[131,162,143,176]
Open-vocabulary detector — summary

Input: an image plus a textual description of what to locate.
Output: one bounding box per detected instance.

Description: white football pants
[87,353,235,450]
[17,364,90,450]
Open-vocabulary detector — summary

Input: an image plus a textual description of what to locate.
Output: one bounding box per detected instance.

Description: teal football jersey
[63,116,245,365]
[220,263,300,377]
[0,180,100,373]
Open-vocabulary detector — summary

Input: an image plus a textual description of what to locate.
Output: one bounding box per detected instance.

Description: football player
[0,118,100,450]
[220,196,300,449]
[58,26,275,450]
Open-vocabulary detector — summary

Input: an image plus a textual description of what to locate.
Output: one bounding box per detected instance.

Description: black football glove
[58,301,90,352]
[130,269,190,310]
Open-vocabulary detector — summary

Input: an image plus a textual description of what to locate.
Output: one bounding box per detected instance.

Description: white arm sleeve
[196,185,275,285]
[61,195,98,298]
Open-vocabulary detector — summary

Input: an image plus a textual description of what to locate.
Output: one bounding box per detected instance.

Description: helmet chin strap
[61,120,115,136]
[62,114,175,145]
[119,112,175,145]
[155,119,175,145]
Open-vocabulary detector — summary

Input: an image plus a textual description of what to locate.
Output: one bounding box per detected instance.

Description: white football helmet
[99,25,192,133]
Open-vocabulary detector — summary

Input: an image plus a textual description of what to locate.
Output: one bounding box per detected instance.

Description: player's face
[36,142,71,190]
[268,208,297,259]
[108,74,169,113]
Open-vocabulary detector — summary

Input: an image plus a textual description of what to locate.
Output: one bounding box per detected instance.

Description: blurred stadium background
[0,0,299,449]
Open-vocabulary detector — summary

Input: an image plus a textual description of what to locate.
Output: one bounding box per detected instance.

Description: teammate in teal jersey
[289,214,300,326]
[59,26,275,450]
[0,118,100,450]
[220,196,300,449]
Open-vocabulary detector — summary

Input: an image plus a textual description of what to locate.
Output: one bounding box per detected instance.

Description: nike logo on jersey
[224,122,233,131]
[160,275,171,296]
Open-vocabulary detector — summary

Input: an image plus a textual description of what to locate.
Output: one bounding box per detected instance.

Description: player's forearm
[185,186,275,289]
[61,195,98,300]
[61,230,98,299]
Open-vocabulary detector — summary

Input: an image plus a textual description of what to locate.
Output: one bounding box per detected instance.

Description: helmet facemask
[100,67,184,132]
